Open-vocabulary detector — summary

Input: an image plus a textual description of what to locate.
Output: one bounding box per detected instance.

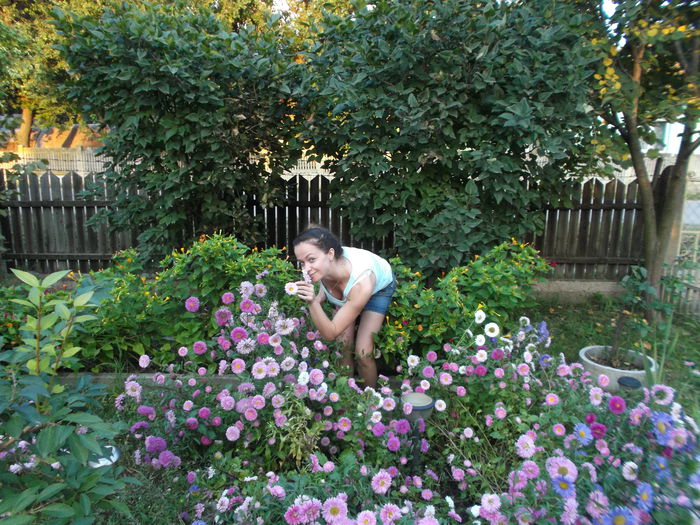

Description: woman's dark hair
[292,227,343,257]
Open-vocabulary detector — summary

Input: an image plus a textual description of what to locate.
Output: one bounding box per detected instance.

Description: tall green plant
[0,269,132,523]
[301,0,602,277]
[53,1,306,263]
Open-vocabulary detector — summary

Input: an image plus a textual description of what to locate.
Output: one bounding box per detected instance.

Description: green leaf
[39,503,76,518]
[4,413,26,438]
[40,270,71,288]
[9,486,39,513]
[79,493,91,516]
[108,499,132,517]
[11,269,40,287]
[20,382,50,403]
[28,287,41,307]
[64,412,104,426]
[56,302,72,320]
[73,291,94,307]
[10,298,34,308]
[67,433,89,464]
[37,483,68,502]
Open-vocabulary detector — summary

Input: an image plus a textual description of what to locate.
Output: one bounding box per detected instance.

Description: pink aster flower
[357,510,377,525]
[138,354,150,368]
[426,350,438,362]
[371,469,392,495]
[192,341,207,355]
[517,363,530,376]
[515,434,536,458]
[597,374,610,388]
[439,372,453,385]
[545,456,578,481]
[221,292,235,304]
[231,358,246,374]
[244,408,258,421]
[481,493,501,513]
[380,503,401,525]
[545,393,560,406]
[322,497,348,523]
[240,298,256,313]
[337,417,352,432]
[589,386,604,406]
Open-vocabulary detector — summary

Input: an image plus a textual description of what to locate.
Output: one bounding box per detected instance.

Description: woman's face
[294,241,333,282]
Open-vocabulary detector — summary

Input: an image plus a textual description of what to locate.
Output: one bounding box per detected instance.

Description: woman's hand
[295,282,323,305]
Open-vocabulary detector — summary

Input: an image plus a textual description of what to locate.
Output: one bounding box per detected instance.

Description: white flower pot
[578,345,657,392]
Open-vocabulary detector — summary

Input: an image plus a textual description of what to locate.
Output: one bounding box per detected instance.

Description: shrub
[72,235,300,370]
[376,240,552,366]
[0,270,132,523]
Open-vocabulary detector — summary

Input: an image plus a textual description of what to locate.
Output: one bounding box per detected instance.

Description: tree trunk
[16,107,34,147]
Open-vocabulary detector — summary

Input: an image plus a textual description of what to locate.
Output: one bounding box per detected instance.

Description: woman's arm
[296,274,375,340]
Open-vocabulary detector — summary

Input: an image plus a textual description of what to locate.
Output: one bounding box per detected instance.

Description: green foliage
[7,269,96,375]
[0,271,133,523]
[376,240,551,364]
[71,234,300,369]
[301,0,601,277]
[53,1,306,262]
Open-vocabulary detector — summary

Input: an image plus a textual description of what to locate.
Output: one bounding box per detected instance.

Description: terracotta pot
[578,345,657,392]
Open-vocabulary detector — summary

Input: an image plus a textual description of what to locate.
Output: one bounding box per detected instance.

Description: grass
[519,295,700,411]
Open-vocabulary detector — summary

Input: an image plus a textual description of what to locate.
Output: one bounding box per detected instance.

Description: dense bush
[301,0,601,277]
[375,240,552,365]
[54,2,306,263]
[71,235,300,370]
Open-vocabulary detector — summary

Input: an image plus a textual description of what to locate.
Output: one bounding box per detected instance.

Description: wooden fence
[2,165,646,279]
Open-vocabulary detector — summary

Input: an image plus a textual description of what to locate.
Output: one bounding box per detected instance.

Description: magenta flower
[184,296,200,312]
[240,298,256,313]
[215,308,232,326]
[221,292,235,304]
[230,327,248,342]
[387,436,400,452]
[422,366,435,379]
[475,365,487,376]
[192,341,207,355]
[145,436,167,453]
[608,395,627,414]
[394,419,411,435]
[197,407,211,419]
[426,350,438,362]
[590,422,607,438]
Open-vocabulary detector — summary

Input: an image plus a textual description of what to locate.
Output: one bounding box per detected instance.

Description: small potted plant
[579,311,658,392]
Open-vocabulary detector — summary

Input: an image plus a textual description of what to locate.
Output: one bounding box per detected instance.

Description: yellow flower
[603,58,613,66]
[610,46,618,56]
[678,25,687,32]
[647,28,658,37]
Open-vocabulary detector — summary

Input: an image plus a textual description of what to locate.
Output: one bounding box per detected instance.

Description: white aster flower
[407,355,420,368]
[434,399,446,412]
[484,322,500,338]
[474,310,486,324]
[475,334,486,346]
[475,349,488,363]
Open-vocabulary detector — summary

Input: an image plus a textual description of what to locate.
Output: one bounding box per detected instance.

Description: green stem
[34,290,43,376]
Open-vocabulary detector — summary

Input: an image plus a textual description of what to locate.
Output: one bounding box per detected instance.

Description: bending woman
[293,227,395,388]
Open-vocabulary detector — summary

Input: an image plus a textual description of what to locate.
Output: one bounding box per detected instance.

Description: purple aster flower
[145,436,167,453]
[602,506,635,525]
[551,475,576,498]
[185,296,200,312]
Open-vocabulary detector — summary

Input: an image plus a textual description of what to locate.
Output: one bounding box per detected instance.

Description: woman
[293,227,395,388]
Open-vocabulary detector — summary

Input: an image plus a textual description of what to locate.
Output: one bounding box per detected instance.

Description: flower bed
[110,275,699,524]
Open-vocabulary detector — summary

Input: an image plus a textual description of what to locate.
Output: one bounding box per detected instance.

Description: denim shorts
[364,276,396,315]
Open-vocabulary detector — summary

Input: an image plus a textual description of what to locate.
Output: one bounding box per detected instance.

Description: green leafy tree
[581,0,698,310]
[1,0,275,147]
[300,0,602,277]
[53,1,305,263]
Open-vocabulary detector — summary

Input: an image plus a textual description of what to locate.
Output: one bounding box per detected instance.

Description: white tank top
[319,247,393,308]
